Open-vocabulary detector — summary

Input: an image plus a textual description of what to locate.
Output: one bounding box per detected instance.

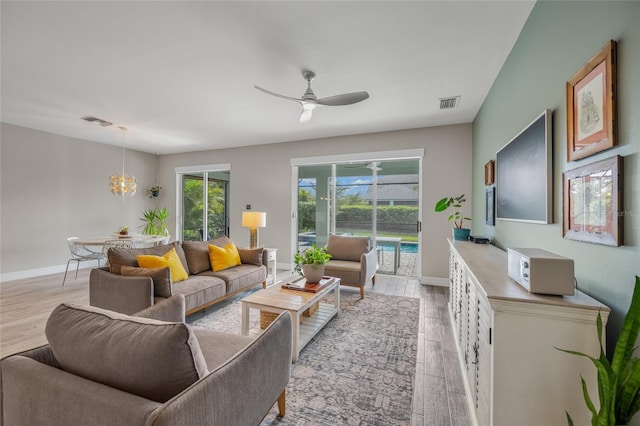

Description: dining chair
[63,237,106,287]
[102,239,136,266]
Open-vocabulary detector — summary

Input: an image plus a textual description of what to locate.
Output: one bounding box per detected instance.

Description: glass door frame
[175,163,231,241]
[290,149,423,276]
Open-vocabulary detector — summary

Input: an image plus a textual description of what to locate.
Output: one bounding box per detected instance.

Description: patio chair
[63,237,105,287]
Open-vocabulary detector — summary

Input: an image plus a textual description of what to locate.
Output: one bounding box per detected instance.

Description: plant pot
[452,228,471,241]
[302,264,325,283]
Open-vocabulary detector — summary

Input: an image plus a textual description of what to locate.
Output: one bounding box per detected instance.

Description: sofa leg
[262,280,267,289]
[277,389,286,417]
[372,275,376,286]
[360,286,365,299]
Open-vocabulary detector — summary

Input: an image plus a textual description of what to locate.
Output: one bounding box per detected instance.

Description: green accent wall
[472,1,640,350]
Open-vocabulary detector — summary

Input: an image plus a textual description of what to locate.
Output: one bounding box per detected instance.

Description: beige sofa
[323,234,378,299]
[90,237,267,315]
[0,295,292,426]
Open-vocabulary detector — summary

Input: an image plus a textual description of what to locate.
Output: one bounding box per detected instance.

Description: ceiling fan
[254,70,369,123]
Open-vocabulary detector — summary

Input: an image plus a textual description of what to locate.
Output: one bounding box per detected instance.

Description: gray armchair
[323,234,378,299]
[0,295,292,426]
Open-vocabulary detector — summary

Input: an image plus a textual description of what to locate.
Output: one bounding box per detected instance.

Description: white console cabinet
[448,240,609,426]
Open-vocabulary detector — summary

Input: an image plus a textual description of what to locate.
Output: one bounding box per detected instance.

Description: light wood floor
[0,269,470,426]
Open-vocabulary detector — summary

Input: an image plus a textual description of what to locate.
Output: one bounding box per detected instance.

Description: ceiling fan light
[303,103,316,110]
[300,108,313,123]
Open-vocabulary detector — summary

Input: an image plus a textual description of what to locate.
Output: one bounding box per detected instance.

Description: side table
[264,247,277,286]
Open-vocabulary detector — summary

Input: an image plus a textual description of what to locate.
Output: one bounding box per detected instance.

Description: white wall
[159,124,472,280]
[0,123,158,280]
[0,123,471,281]
[472,1,640,356]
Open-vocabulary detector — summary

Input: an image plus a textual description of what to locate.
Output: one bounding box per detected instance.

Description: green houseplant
[435,194,471,240]
[140,207,170,237]
[294,244,332,283]
[557,275,640,426]
[146,185,162,199]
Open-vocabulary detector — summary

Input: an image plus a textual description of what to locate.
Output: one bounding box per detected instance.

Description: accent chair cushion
[208,242,242,272]
[108,241,189,275]
[121,265,173,298]
[238,247,264,266]
[137,248,189,283]
[326,235,370,262]
[45,303,209,403]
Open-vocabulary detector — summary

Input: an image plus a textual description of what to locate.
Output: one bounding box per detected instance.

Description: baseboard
[420,276,449,287]
[0,260,101,283]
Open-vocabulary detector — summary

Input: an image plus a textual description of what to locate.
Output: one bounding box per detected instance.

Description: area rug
[188,289,420,425]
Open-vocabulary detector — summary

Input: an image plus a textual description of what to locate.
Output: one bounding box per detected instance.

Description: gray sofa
[90,237,268,315]
[0,295,292,426]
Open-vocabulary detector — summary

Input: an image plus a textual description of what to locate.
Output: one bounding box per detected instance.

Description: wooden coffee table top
[242,275,340,312]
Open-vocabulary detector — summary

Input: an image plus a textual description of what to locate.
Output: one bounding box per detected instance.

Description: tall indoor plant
[557,276,640,426]
[435,194,471,240]
[140,207,170,238]
[294,244,331,283]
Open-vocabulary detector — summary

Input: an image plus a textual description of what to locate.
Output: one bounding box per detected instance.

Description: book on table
[281,276,335,293]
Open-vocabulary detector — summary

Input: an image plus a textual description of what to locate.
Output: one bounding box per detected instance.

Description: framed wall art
[484,160,494,185]
[563,155,622,246]
[486,187,495,226]
[566,40,617,162]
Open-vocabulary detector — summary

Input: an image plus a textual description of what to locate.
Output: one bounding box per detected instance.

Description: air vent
[81,116,113,127]
[439,96,460,110]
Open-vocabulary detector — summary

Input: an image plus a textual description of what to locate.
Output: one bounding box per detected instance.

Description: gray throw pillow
[108,241,189,275]
[46,303,208,403]
[121,266,173,298]
[182,237,232,274]
[209,235,231,248]
[182,241,212,275]
[238,247,264,266]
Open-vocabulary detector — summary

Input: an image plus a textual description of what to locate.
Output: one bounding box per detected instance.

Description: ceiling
[1,1,535,155]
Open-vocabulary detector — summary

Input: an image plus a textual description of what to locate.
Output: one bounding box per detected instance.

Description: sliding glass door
[297,165,332,250]
[178,169,229,241]
[295,158,420,277]
[374,160,419,275]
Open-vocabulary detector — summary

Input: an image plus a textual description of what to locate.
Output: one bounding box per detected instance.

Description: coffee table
[240,275,340,362]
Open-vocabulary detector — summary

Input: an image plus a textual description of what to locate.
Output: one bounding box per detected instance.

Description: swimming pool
[298,234,418,254]
[378,242,418,254]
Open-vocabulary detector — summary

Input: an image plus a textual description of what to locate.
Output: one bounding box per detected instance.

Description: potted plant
[435,194,472,241]
[140,207,170,237]
[118,227,129,236]
[146,185,162,199]
[294,244,332,283]
[556,276,640,426]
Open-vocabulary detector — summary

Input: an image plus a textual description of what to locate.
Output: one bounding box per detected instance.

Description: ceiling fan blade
[254,86,302,103]
[299,107,313,123]
[316,91,370,106]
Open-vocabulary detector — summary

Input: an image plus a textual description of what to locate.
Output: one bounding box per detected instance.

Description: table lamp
[242,212,266,248]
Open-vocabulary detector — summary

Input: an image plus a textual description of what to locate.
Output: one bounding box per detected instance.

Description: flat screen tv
[496,109,552,224]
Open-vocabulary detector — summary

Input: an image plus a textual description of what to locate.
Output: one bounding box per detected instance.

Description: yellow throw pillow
[208,242,241,272]
[136,248,189,283]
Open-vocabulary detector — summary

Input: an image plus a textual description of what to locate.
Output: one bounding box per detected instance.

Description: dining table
[73,234,167,248]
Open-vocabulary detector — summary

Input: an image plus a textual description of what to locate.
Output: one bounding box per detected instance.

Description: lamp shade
[242,212,266,228]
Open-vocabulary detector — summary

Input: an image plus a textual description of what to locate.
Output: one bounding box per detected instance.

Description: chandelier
[109,126,137,197]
